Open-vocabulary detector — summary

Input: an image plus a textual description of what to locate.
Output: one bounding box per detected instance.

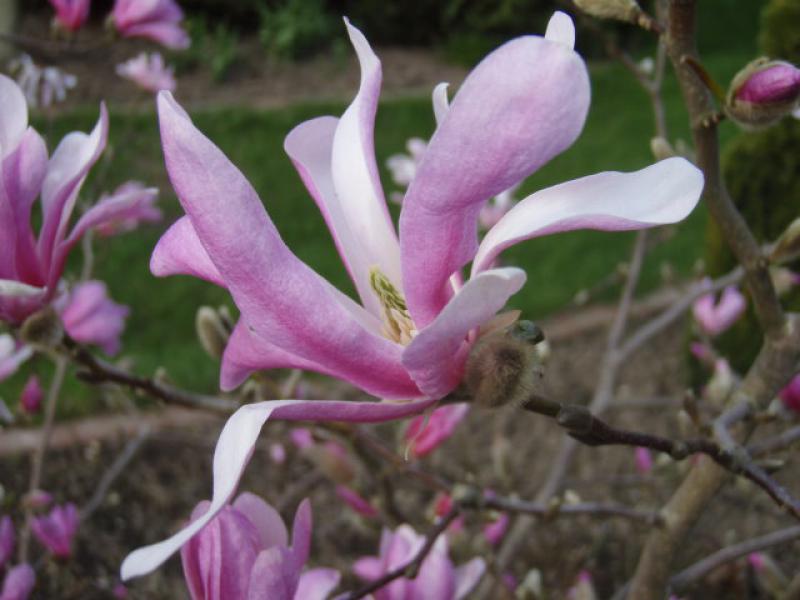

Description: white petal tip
[545,11,576,49]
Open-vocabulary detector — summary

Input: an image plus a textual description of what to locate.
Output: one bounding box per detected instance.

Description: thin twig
[80,427,150,521]
[341,507,462,600]
[18,355,68,562]
[749,426,800,456]
[669,526,800,592]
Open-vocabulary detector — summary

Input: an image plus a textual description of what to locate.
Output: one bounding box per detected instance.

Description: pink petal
[544,11,576,48]
[432,82,450,125]
[120,397,435,580]
[454,558,487,599]
[402,267,526,398]
[151,216,225,287]
[0,563,35,600]
[411,535,456,599]
[38,104,108,282]
[473,158,704,275]
[0,74,28,160]
[246,546,296,600]
[400,31,590,327]
[233,492,289,551]
[352,557,383,581]
[294,568,340,600]
[157,92,418,399]
[406,403,470,457]
[121,21,190,49]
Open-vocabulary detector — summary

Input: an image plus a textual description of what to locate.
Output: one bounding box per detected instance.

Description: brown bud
[195,306,231,359]
[770,218,800,265]
[459,320,546,408]
[650,136,675,161]
[19,307,63,349]
[574,0,650,28]
[726,58,800,129]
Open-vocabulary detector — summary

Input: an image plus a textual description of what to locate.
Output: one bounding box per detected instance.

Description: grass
[11,50,753,409]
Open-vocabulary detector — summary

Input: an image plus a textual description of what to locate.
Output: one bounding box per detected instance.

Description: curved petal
[454,557,487,599]
[0,74,28,160]
[122,22,190,49]
[233,492,288,550]
[150,216,225,287]
[545,10,576,48]
[38,103,108,279]
[288,498,311,571]
[158,92,417,399]
[285,20,401,317]
[120,397,436,581]
[402,267,526,398]
[432,82,450,126]
[247,546,295,600]
[473,158,704,274]
[400,33,590,327]
[294,568,340,600]
[411,536,456,599]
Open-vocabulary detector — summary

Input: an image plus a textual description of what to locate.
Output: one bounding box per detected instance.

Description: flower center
[369,267,417,345]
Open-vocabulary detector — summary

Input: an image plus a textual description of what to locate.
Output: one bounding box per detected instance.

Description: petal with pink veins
[403,267,526,398]
[150,216,225,287]
[472,157,704,275]
[294,568,340,600]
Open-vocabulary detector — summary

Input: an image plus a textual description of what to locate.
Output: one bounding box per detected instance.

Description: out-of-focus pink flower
[19,375,43,414]
[692,282,746,336]
[354,524,485,600]
[567,570,596,600]
[60,281,129,355]
[0,516,14,569]
[336,485,378,518]
[634,446,653,475]
[483,512,509,546]
[8,55,77,109]
[112,583,128,599]
[0,75,151,325]
[116,53,176,93]
[501,572,518,592]
[289,428,314,450]
[404,404,469,458]
[780,374,800,413]
[0,564,35,600]
[111,0,190,50]
[23,490,53,510]
[432,493,465,535]
[0,335,33,382]
[269,442,286,464]
[180,494,339,600]
[49,0,90,32]
[689,341,714,365]
[122,13,703,579]
[31,503,79,558]
[748,552,766,571]
[93,182,161,236]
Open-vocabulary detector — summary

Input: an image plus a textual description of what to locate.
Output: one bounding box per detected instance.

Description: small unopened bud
[20,307,63,349]
[19,375,43,414]
[650,136,675,161]
[726,58,800,129]
[195,306,230,359]
[515,569,543,600]
[770,267,799,296]
[770,218,800,264]
[574,0,653,29]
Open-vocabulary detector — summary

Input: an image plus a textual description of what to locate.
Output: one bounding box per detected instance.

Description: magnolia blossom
[111,0,190,50]
[8,55,77,110]
[31,503,79,558]
[0,516,13,568]
[780,374,800,413]
[692,282,746,337]
[181,494,339,600]
[93,182,161,236]
[336,485,378,518]
[404,403,469,458]
[354,525,485,599]
[49,0,90,32]
[19,375,43,414]
[116,53,177,93]
[0,75,151,325]
[0,564,34,600]
[60,281,129,355]
[122,13,703,579]
[387,137,520,230]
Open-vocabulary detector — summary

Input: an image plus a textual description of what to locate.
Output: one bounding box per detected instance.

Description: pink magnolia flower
[0,75,152,325]
[93,182,161,236]
[483,512,509,546]
[0,516,14,569]
[780,374,800,413]
[634,446,653,475]
[19,375,43,414]
[404,403,469,458]
[116,53,176,93]
[0,564,34,600]
[60,281,129,355]
[49,0,90,32]
[269,442,287,464]
[122,13,703,579]
[111,0,190,50]
[180,494,340,600]
[733,61,800,106]
[31,503,79,558]
[8,55,77,110]
[336,485,378,518]
[692,281,746,336]
[353,524,486,599]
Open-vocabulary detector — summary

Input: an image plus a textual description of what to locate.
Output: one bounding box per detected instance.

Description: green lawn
[18,50,753,406]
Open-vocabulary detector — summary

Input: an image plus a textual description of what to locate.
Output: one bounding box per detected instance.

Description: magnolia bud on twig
[20,307,63,350]
[726,58,800,129]
[573,0,656,31]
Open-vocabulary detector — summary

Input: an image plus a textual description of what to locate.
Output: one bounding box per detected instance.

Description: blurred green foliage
[172,16,241,81]
[258,0,340,60]
[759,0,800,62]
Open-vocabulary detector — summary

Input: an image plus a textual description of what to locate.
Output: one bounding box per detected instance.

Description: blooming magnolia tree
[1,0,800,598]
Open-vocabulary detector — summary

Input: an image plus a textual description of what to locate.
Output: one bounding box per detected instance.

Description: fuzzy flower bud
[19,376,43,415]
[195,306,231,359]
[19,307,63,350]
[573,0,648,27]
[727,59,800,129]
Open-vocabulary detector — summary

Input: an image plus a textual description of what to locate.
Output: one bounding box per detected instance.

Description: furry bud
[770,218,800,264]
[20,307,63,349]
[195,306,231,359]
[573,0,651,28]
[726,58,800,129]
